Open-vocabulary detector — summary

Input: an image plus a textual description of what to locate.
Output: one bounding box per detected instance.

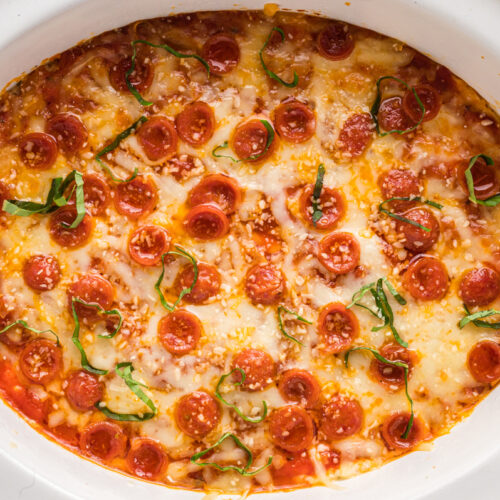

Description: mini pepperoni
[396,208,440,252]
[232,348,276,391]
[128,225,171,266]
[67,273,115,321]
[319,447,342,470]
[126,438,168,480]
[176,102,215,147]
[458,157,499,201]
[379,169,421,210]
[381,412,426,450]
[158,310,202,355]
[459,267,500,307]
[402,83,441,123]
[245,264,285,305]
[274,100,316,143]
[337,113,373,158]
[80,421,127,462]
[300,185,344,230]
[370,343,415,390]
[81,173,110,216]
[23,254,61,292]
[184,203,229,240]
[109,56,153,94]
[272,454,315,486]
[269,406,314,452]
[278,369,321,408]
[49,206,92,248]
[316,22,354,61]
[201,34,240,75]
[403,256,448,301]
[318,232,360,275]
[188,174,241,215]
[46,113,88,154]
[175,391,220,438]
[317,302,359,353]
[114,175,158,220]
[19,132,58,169]
[320,394,363,440]
[19,339,62,385]
[467,340,500,384]
[175,262,221,304]
[137,116,178,162]
[377,96,413,133]
[65,370,103,412]
[231,119,275,163]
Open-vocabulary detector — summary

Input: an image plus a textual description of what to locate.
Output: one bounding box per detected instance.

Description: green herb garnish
[95,116,147,182]
[379,197,442,233]
[155,246,198,312]
[459,304,500,329]
[464,154,500,207]
[0,320,60,346]
[259,27,298,88]
[190,432,273,475]
[215,368,268,423]
[277,305,312,346]
[96,362,157,421]
[370,76,425,135]
[311,163,325,226]
[345,346,413,438]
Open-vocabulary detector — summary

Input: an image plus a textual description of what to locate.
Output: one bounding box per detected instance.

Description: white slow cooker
[0,1,499,498]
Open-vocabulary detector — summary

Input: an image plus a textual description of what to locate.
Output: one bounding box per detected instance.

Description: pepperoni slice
[23,254,61,292]
[337,113,373,158]
[319,447,342,470]
[269,406,314,452]
[175,102,215,147]
[370,343,415,390]
[175,262,221,304]
[114,175,158,220]
[316,22,355,61]
[403,256,448,301]
[379,169,421,211]
[245,264,285,305]
[274,100,316,143]
[396,208,440,252]
[188,174,241,215]
[19,132,58,169]
[458,157,499,201]
[467,340,500,384]
[320,394,363,440]
[65,370,103,412]
[109,56,153,94]
[81,173,110,216]
[126,438,168,480]
[128,225,171,266]
[272,454,315,486]
[201,34,240,75]
[80,421,127,462]
[67,273,115,321]
[459,267,500,307]
[317,302,359,353]
[174,391,220,438]
[381,412,426,450]
[278,369,321,408]
[49,206,92,248]
[158,310,202,355]
[184,203,229,240]
[46,113,88,154]
[232,348,276,391]
[402,83,441,123]
[137,116,178,162]
[377,97,413,133]
[19,339,62,385]
[318,232,360,275]
[231,119,275,163]
[300,185,345,230]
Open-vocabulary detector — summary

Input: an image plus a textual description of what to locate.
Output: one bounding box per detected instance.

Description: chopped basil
[370,75,425,136]
[215,368,268,423]
[155,246,198,312]
[212,119,275,162]
[96,362,157,421]
[464,154,500,207]
[95,116,147,182]
[190,432,273,476]
[259,27,298,88]
[277,305,312,346]
[311,163,325,226]
[0,319,60,346]
[459,304,500,330]
[345,346,414,438]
